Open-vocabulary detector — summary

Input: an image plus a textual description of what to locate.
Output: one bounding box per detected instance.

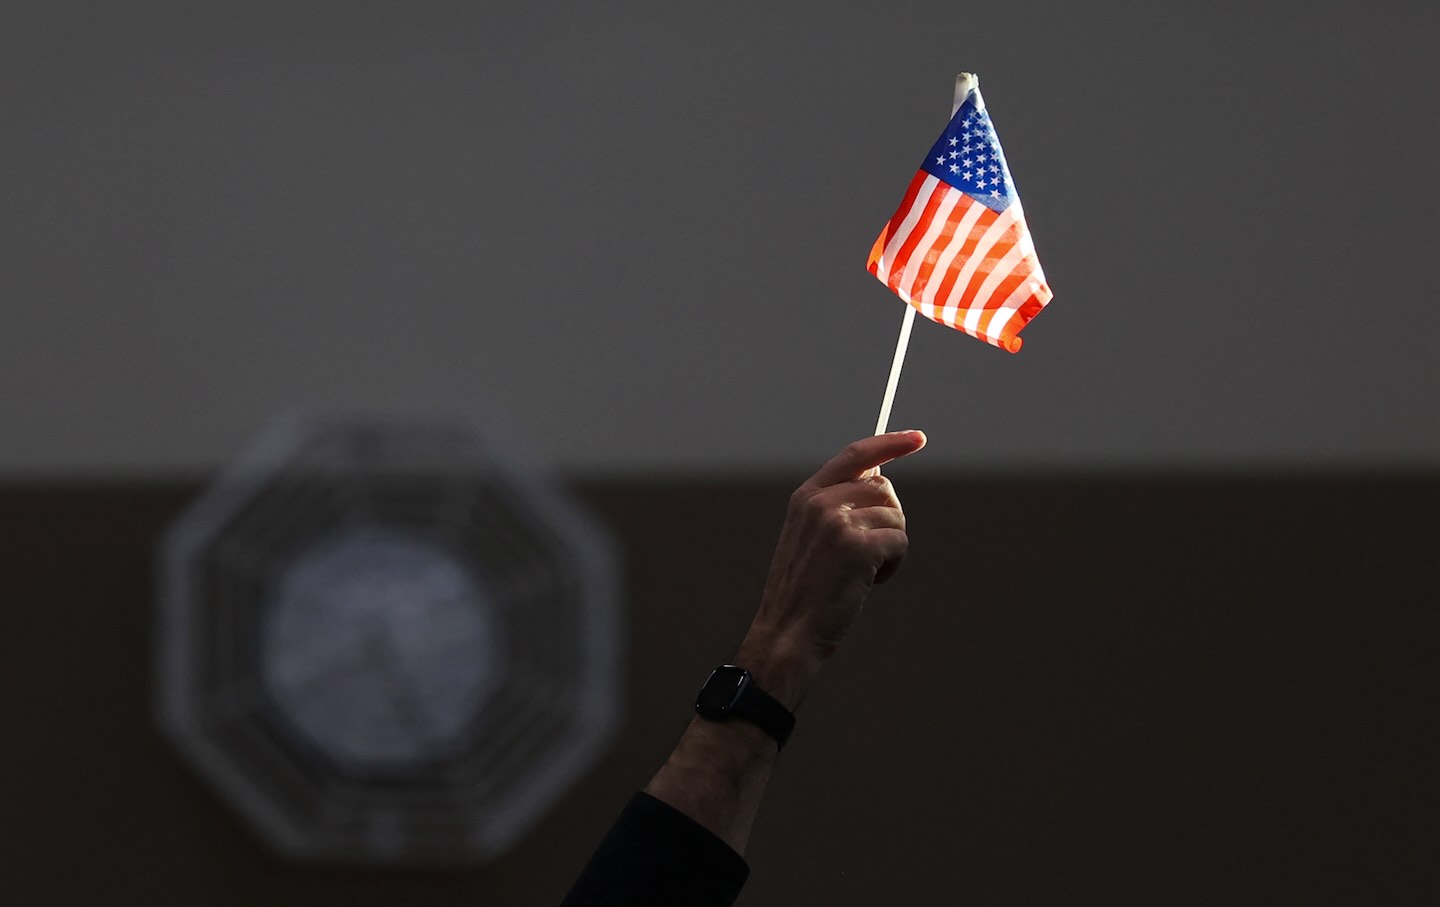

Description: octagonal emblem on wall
[156,413,620,863]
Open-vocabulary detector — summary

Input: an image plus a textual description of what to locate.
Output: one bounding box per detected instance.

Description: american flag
[867,79,1052,353]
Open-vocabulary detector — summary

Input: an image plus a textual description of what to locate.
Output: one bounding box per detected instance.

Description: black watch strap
[694,665,796,750]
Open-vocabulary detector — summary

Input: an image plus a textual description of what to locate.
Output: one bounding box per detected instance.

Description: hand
[737,430,926,707]
[636,432,926,856]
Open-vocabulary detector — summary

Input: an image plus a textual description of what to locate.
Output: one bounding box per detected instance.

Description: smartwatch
[694,665,796,750]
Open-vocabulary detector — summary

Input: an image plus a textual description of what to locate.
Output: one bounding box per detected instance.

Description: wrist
[733,627,825,713]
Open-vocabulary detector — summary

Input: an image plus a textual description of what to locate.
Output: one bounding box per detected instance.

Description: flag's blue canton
[919,95,1016,213]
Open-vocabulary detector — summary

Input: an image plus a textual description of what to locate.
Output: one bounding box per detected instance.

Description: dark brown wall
[4,475,1436,905]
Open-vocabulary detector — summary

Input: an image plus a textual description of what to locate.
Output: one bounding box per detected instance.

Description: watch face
[695,665,749,715]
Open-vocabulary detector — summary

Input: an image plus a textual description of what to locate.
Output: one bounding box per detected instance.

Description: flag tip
[953,72,979,115]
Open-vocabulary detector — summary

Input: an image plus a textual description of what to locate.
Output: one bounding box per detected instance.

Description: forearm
[566,433,923,905]
[643,629,822,855]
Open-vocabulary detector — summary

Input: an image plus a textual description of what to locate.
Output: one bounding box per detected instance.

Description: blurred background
[2,2,1435,905]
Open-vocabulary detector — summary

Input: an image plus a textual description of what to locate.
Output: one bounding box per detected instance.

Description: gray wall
[4,1,1437,475]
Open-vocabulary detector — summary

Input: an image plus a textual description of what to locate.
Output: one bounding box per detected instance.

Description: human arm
[643,429,927,853]
[561,430,925,906]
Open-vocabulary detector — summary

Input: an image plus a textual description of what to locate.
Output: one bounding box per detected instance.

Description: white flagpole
[872,72,978,437]
[873,304,916,435]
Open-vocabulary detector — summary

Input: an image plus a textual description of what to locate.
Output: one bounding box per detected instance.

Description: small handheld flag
[868,73,1053,434]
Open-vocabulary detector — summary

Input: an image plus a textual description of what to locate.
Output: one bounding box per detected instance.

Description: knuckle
[789,485,819,514]
[817,506,850,536]
[858,475,899,505]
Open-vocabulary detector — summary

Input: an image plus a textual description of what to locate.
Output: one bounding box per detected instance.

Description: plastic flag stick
[873,304,916,436]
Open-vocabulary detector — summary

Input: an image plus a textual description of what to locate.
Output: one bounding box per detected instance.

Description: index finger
[803,431,927,490]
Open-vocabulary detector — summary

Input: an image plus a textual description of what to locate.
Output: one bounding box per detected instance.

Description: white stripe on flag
[875,175,940,286]
[917,197,987,319]
[984,269,1046,345]
[966,232,1034,335]
[895,188,962,307]
[984,206,1051,345]
[948,206,1020,331]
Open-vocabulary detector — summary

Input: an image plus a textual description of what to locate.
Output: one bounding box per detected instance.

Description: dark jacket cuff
[561,791,750,907]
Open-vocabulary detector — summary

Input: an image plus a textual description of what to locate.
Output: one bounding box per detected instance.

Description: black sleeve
[561,791,750,907]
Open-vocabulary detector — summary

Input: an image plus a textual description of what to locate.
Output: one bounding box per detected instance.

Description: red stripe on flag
[866,227,890,276]
[887,181,948,296]
[925,200,997,324]
[992,289,1047,352]
[952,223,1020,315]
[905,188,968,303]
[870,171,931,281]
[938,220,1008,326]
[1011,290,1048,328]
[975,268,1033,338]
